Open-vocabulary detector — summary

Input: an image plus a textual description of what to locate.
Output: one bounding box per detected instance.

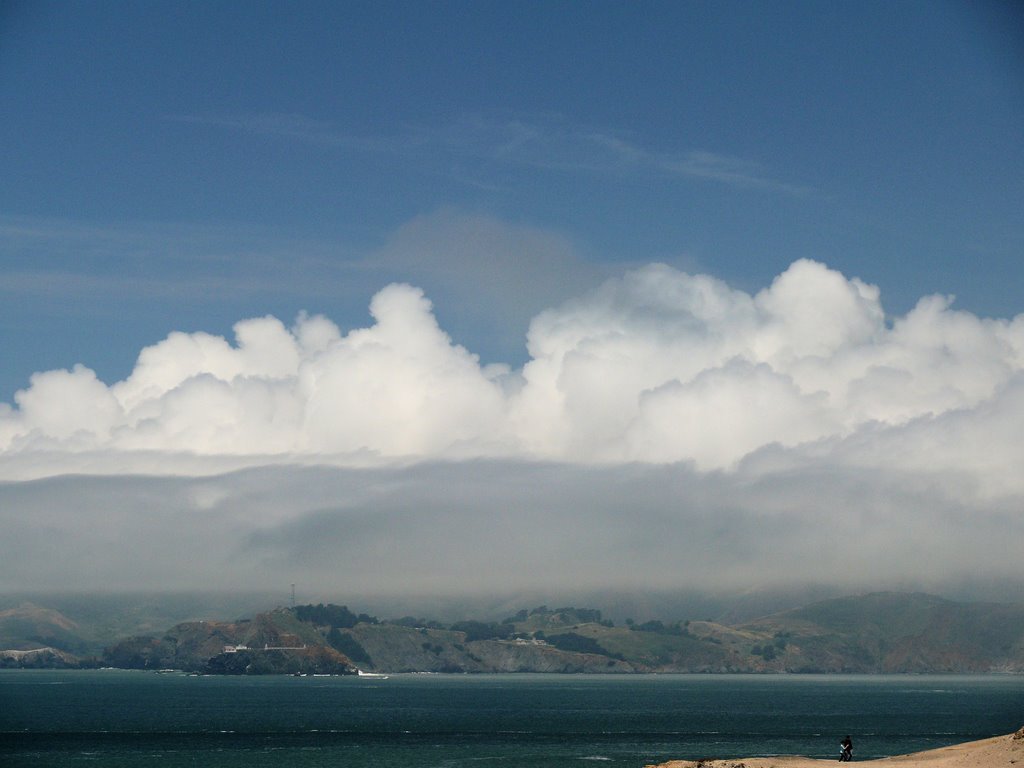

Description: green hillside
[4,593,1024,673]
[742,592,1024,672]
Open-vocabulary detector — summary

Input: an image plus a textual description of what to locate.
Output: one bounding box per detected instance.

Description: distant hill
[271,596,1024,674]
[741,592,1024,673]
[337,617,638,673]
[103,608,355,674]
[0,592,282,655]
[0,603,91,656]
[4,592,1024,673]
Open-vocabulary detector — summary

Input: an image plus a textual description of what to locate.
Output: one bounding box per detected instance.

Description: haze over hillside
[4,591,1024,675]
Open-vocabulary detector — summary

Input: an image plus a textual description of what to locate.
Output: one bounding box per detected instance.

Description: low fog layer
[2,461,1022,595]
[1,260,1022,594]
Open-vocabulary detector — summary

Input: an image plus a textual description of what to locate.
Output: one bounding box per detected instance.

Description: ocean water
[1,671,1022,767]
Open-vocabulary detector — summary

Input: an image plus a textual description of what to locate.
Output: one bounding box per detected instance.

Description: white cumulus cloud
[2,258,1023,489]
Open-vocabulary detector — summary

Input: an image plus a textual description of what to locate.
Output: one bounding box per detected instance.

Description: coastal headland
[648,727,1024,768]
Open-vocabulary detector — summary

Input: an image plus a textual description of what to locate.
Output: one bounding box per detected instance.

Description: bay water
[2,670,1022,767]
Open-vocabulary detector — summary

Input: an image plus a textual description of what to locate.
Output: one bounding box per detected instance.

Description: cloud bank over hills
[2,260,1023,595]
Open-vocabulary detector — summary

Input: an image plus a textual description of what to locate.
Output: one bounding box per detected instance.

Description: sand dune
[648,727,1024,768]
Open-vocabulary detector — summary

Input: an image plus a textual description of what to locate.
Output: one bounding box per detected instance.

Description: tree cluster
[629,620,690,637]
[292,604,378,628]
[535,631,624,660]
[449,620,514,642]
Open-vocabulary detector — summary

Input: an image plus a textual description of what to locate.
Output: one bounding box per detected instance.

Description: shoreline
[648,728,1024,768]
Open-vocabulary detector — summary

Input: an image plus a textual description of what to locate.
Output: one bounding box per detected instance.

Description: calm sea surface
[1,671,1022,767]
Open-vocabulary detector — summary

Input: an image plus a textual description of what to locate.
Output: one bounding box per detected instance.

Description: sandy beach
[649,727,1024,768]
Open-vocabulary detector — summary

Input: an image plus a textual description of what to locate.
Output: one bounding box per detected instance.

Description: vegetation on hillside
[4,593,1024,674]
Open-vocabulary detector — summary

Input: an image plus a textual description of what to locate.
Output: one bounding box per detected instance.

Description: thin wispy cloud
[0,214,368,302]
[168,113,399,153]
[661,151,811,195]
[173,112,811,195]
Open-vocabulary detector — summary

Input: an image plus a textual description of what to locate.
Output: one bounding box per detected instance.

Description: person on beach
[839,735,853,761]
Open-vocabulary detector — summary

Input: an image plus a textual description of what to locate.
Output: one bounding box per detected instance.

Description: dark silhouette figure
[839,736,853,762]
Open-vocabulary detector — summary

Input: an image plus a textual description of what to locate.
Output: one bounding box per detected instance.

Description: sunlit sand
[649,727,1024,768]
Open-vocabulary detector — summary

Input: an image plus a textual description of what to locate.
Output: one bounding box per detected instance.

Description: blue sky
[2,0,1022,400]
[3,2,1024,596]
